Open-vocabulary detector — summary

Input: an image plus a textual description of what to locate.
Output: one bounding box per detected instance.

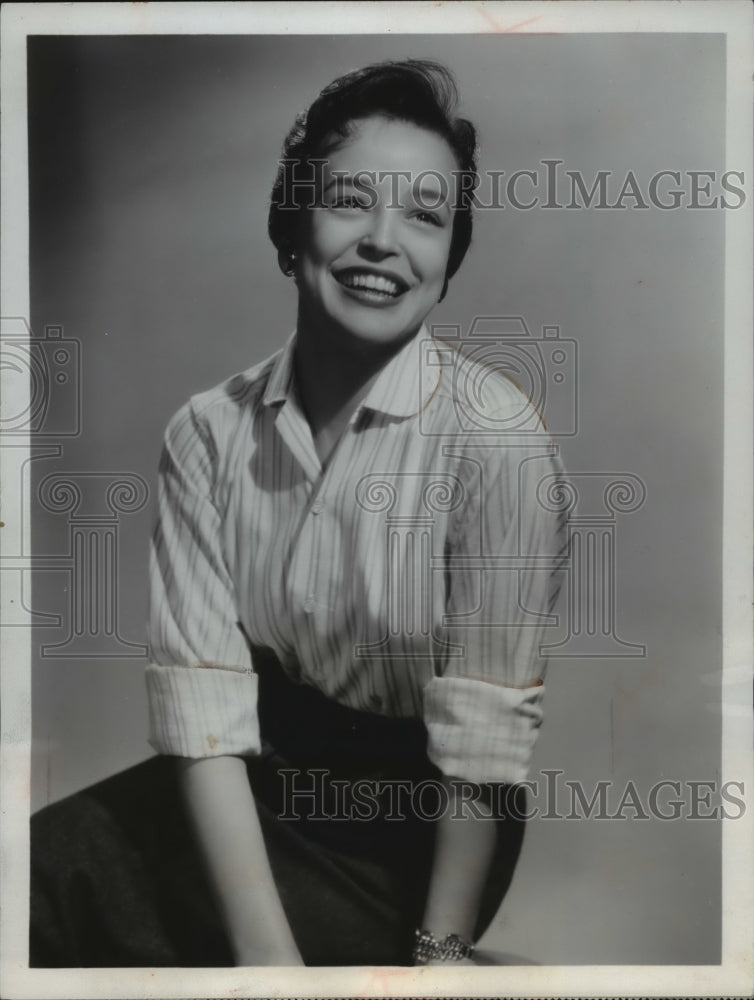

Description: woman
[31,59,566,968]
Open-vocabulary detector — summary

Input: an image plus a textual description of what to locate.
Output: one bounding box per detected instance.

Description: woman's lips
[333,268,409,300]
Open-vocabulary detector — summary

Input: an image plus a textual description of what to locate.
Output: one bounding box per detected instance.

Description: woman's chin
[301,306,426,353]
[333,320,424,354]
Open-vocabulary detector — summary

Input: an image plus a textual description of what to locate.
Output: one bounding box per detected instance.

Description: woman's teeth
[337,272,403,297]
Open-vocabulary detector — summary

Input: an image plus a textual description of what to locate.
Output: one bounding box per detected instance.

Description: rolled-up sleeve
[425,406,569,784]
[146,401,260,759]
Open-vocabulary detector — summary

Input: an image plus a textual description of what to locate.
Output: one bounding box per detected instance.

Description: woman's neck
[292,314,417,449]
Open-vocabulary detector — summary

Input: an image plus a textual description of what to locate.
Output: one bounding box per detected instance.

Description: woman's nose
[359,208,398,256]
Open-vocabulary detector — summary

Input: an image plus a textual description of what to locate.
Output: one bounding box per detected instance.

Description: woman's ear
[278,249,298,277]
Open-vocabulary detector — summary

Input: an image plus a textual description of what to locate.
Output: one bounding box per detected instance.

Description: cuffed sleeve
[146,401,258,759]
[427,395,569,783]
[146,663,260,758]
[424,676,544,784]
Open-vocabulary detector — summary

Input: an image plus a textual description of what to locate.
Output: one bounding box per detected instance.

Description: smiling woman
[30,59,567,968]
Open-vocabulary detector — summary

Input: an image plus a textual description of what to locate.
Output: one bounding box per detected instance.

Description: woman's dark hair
[268,59,479,285]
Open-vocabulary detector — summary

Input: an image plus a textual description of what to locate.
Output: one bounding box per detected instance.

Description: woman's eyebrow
[321,172,453,212]
[411,177,453,213]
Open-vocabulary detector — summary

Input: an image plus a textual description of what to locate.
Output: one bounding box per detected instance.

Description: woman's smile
[332,265,410,303]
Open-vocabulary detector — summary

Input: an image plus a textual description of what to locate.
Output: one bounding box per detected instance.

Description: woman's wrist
[230,910,302,965]
[412,928,475,966]
[419,778,497,950]
[233,938,304,966]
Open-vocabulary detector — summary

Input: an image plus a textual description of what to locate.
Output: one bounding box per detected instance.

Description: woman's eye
[413,210,442,227]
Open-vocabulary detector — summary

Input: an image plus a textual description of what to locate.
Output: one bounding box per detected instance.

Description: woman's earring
[284,252,298,277]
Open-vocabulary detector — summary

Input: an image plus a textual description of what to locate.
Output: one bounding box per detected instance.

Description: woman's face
[294,115,458,352]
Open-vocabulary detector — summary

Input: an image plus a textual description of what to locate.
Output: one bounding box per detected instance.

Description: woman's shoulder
[163,346,284,444]
[428,340,546,434]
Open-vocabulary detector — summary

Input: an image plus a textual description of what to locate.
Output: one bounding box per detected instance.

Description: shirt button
[311,499,324,515]
[303,595,316,614]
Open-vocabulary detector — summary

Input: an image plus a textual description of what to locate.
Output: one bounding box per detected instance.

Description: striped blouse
[146,327,567,784]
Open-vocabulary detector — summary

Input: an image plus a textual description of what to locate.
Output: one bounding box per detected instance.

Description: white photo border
[1,2,752,998]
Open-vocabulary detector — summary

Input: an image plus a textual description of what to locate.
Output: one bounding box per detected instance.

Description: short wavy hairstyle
[268,59,479,286]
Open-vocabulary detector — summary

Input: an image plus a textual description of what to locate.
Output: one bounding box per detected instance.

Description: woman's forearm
[177,755,303,966]
[420,777,498,944]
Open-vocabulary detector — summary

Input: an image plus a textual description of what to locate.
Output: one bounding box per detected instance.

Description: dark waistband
[251,645,433,781]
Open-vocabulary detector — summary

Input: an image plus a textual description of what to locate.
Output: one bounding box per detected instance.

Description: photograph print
[1,3,752,998]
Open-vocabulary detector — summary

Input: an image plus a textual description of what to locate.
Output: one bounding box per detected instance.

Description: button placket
[302,484,325,613]
[296,429,354,625]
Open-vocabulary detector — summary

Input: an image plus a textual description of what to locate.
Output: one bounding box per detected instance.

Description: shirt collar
[261,331,297,407]
[360,325,442,419]
[261,326,442,419]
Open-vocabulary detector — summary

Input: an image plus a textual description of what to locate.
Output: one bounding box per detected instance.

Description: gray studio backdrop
[28,34,724,964]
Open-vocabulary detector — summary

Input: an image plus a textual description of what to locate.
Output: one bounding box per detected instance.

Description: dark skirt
[30,652,527,967]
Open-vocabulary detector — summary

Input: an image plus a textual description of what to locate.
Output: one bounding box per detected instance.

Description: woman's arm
[146,407,302,963]
[177,755,303,966]
[419,416,567,961]
[419,776,496,960]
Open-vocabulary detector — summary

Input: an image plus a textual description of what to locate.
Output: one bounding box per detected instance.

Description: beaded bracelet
[412,928,475,965]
